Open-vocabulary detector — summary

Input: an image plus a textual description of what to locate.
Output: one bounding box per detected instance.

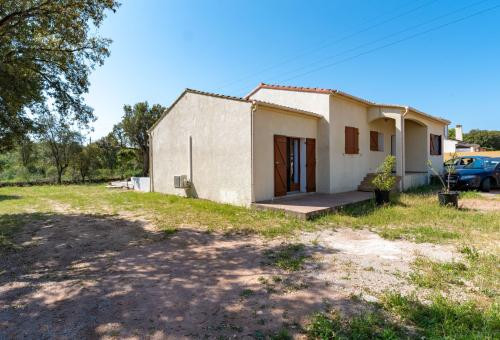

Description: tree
[37,113,83,184]
[0,0,119,150]
[120,102,165,176]
[464,130,500,150]
[73,143,99,182]
[447,128,456,140]
[95,133,120,174]
[18,136,35,168]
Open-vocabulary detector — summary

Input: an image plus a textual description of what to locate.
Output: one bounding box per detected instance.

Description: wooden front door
[306,138,316,192]
[274,135,287,197]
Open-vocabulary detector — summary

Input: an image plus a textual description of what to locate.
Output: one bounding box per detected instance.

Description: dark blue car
[444,156,500,192]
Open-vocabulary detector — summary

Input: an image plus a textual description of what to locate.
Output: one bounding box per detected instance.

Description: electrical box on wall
[174,175,190,188]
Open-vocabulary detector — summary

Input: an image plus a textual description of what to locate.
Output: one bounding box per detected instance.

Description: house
[444,124,481,153]
[148,84,450,206]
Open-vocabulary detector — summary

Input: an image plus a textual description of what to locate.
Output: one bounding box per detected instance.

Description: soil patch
[460,198,500,212]
[1,214,459,339]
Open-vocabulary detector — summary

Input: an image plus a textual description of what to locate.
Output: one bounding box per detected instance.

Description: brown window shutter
[370,131,378,151]
[345,126,351,154]
[345,126,359,154]
[354,128,359,154]
[430,134,436,155]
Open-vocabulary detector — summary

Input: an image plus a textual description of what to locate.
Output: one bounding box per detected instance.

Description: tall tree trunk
[142,149,149,177]
[57,168,63,184]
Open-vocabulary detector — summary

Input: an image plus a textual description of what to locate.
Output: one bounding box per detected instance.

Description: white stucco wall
[248,87,448,193]
[330,95,386,193]
[444,139,458,153]
[150,92,253,206]
[248,88,331,193]
[367,118,396,172]
[252,107,318,202]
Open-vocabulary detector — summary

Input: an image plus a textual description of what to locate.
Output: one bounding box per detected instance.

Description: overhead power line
[271,0,491,84]
[215,0,439,92]
[279,3,500,84]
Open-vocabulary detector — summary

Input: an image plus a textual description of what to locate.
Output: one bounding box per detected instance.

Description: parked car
[444,156,499,192]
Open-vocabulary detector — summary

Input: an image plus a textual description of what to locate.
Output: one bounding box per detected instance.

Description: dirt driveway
[0,211,459,339]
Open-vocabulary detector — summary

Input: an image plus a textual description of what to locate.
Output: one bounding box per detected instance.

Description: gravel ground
[0,212,460,339]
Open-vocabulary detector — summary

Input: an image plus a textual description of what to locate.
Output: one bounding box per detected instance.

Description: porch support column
[368,106,406,191]
[394,116,405,191]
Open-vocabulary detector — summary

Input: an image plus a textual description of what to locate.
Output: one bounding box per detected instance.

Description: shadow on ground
[0,212,394,338]
[0,195,20,202]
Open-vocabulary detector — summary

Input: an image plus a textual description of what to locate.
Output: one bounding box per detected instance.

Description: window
[370,131,384,151]
[465,158,484,169]
[345,126,359,154]
[430,134,442,155]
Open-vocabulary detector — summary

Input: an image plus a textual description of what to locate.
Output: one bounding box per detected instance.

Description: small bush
[372,155,397,191]
[460,245,480,261]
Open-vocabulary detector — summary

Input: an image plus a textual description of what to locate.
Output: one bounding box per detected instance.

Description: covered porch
[368,107,430,191]
[252,191,373,220]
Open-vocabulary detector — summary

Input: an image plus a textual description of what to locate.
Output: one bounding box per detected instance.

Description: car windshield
[444,158,460,166]
[462,158,484,169]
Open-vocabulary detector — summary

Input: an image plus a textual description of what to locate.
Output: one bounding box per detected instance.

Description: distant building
[444,124,481,153]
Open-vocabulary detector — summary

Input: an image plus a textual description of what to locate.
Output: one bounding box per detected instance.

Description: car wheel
[480,178,491,192]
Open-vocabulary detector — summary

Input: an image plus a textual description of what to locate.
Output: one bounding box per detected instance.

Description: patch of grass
[460,245,480,261]
[0,214,22,251]
[264,243,309,271]
[239,289,254,298]
[160,226,178,236]
[382,292,500,339]
[306,310,403,339]
[0,184,314,238]
[317,186,499,249]
[308,292,499,339]
[379,225,460,243]
[0,212,47,252]
[306,312,341,339]
[410,251,499,304]
[409,257,468,289]
[269,329,292,340]
[459,190,482,199]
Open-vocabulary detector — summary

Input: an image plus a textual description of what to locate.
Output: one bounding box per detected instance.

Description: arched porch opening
[404,118,429,189]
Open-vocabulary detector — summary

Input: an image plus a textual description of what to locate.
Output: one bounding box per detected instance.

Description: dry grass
[1,184,499,338]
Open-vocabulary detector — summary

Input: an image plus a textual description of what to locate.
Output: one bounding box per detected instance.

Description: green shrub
[372,155,397,191]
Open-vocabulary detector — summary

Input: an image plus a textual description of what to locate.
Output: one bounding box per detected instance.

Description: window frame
[430,134,442,156]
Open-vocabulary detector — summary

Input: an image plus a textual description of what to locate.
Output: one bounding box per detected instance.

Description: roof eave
[253,100,321,119]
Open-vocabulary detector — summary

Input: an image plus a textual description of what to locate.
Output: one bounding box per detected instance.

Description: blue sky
[85,0,500,139]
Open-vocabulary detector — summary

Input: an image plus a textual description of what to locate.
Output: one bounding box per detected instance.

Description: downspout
[250,102,257,204]
[401,106,409,191]
[148,131,154,192]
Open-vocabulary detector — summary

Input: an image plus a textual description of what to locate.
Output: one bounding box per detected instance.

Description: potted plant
[372,155,397,205]
[427,155,459,208]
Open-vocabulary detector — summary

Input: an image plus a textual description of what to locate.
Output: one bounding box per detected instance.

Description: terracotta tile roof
[185,88,249,102]
[245,83,376,105]
[245,83,450,124]
[148,88,321,132]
